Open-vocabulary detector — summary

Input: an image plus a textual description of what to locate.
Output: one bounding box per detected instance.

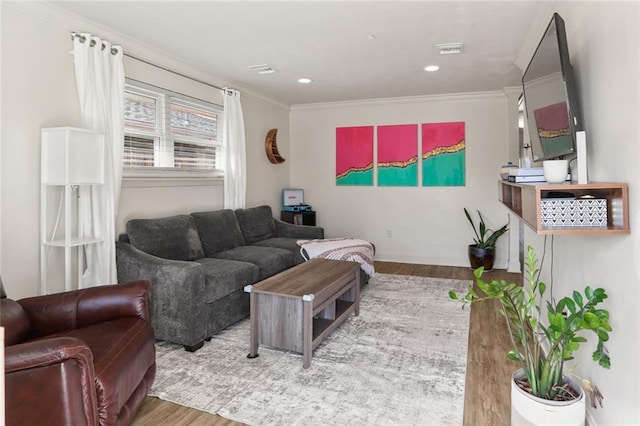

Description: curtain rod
[70,32,229,93]
[71,32,120,55]
[124,52,227,93]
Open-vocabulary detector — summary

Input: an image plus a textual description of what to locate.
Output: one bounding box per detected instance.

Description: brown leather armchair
[2,280,156,426]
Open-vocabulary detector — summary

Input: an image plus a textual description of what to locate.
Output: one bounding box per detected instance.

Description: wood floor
[132,262,521,426]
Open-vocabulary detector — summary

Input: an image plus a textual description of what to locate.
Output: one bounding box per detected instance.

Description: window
[123,81,223,176]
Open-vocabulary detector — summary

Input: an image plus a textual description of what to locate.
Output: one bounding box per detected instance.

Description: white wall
[243,94,291,212]
[290,92,514,267]
[519,2,639,424]
[0,3,290,299]
[1,4,80,300]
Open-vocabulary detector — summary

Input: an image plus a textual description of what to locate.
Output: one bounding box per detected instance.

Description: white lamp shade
[41,127,104,185]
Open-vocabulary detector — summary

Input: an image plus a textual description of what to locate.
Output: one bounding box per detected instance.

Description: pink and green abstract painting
[336,126,374,186]
[377,124,418,186]
[422,122,465,186]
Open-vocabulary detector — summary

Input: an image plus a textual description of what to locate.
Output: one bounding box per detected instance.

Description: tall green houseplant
[450,246,612,401]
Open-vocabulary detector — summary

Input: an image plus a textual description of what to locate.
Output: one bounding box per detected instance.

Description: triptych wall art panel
[336,126,374,186]
[422,121,466,186]
[335,122,465,187]
[377,124,418,186]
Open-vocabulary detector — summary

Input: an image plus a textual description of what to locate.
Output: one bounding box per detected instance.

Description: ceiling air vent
[248,64,276,74]
[437,43,464,55]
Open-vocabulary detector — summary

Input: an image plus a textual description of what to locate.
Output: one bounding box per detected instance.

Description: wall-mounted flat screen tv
[522,13,583,162]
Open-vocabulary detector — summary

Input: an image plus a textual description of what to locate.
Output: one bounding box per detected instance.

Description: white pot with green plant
[450,246,611,425]
[463,208,508,270]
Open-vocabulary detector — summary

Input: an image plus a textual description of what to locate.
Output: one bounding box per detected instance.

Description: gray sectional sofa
[116,205,323,352]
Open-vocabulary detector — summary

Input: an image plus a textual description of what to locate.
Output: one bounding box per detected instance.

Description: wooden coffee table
[244,258,361,368]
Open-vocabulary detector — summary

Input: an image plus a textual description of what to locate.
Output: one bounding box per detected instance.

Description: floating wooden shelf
[265,128,285,164]
[499,181,629,235]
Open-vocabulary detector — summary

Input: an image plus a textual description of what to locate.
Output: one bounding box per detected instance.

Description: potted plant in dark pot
[450,246,611,425]
[463,208,508,270]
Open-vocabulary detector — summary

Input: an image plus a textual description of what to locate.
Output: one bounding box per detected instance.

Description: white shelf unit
[40,127,104,294]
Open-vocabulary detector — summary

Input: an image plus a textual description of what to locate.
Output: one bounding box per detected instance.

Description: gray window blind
[123,81,222,172]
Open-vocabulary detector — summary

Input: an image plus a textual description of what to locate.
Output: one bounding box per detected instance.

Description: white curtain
[223,88,247,209]
[73,34,124,287]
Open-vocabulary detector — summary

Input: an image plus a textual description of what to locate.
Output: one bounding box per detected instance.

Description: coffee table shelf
[313,299,355,343]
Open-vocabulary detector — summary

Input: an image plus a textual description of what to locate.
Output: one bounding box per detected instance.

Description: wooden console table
[245,258,360,368]
[499,181,629,235]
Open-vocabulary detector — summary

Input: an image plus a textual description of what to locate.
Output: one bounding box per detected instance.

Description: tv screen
[522,13,583,162]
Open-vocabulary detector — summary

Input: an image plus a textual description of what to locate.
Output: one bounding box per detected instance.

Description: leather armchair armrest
[5,337,99,426]
[18,281,151,337]
[275,219,325,239]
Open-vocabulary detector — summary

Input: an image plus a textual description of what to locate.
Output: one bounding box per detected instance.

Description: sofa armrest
[5,337,99,426]
[116,242,208,347]
[18,281,151,337]
[275,219,325,239]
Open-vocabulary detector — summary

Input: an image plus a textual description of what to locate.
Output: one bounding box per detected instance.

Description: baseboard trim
[374,253,510,270]
[507,258,521,273]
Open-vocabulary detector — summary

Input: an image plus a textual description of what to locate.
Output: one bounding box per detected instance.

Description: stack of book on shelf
[507,167,571,183]
[507,167,546,183]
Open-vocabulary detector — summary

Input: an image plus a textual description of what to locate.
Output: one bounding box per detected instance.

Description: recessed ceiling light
[297,78,312,84]
[424,65,440,72]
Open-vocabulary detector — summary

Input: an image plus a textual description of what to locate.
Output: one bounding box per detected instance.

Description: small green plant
[450,246,612,401]
[464,208,508,249]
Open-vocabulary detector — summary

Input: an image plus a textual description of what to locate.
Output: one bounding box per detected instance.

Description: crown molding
[290,90,508,111]
[3,2,289,110]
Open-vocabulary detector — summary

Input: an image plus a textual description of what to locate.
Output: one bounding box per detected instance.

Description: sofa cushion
[194,258,260,302]
[191,210,245,256]
[127,215,204,261]
[212,246,293,280]
[252,237,307,265]
[234,205,277,245]
[1,298,31,345]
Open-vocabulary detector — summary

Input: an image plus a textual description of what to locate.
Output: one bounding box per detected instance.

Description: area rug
[150,273,471,425]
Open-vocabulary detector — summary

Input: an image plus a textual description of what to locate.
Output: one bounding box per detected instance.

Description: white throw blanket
[297,238,375,278]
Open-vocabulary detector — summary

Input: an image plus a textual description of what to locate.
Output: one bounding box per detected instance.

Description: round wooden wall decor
[265,128,285,164]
